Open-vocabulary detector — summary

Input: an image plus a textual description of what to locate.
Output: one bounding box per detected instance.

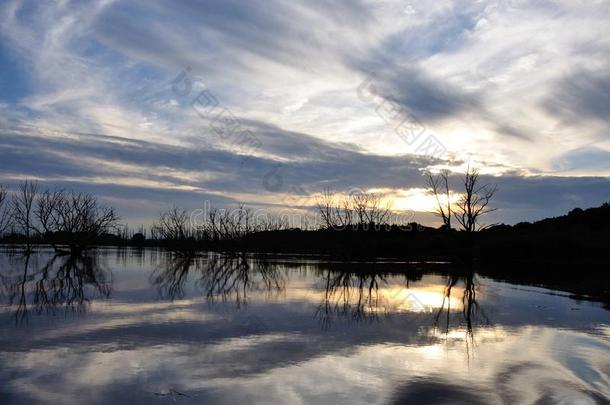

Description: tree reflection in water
[316,268,390,328]
[149,253,193,300]
[315,264,427,328]
[150,255,490,341]
[151,253,285,307]
[434,268,490,358]
[0,251,112,324]
[314,262,489,344]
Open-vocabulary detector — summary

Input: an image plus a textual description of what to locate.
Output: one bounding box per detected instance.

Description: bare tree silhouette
[316,188,391,230]
[11,180,39,251]
[204,204,255,241]
[152,207,191,241]
[0,185,12,236]
[426,170,452,229]
[351,191,391,227]
[453,165,498,232]
[316,188,345,229]
[35,188,119,253]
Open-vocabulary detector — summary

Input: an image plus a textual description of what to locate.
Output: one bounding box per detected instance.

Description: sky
[0,0,609,227]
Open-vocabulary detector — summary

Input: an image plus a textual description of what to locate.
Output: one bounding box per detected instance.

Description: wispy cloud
[0,0,609,224]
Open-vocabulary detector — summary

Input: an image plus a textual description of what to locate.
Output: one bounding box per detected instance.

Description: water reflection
[317,268,386,326]
[434,271,490,340]
[315,264,427,327]
[150,253,285,306]
[198,254,284,306]
[0,248,608,404]
[0,252,111,324]
[312,262,489,346]
[149,253,193,300]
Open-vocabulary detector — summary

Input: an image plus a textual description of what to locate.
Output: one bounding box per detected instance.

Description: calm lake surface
[0,247,608,404]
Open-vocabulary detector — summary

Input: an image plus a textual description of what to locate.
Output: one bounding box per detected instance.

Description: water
[0,247,608,404]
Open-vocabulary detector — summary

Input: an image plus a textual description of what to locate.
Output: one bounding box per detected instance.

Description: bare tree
[316,188,341,229]
[453,166,497,232]
[11,180,39,249]
[258,213,289,232]
[426,170,452,229]
[74,193,119,238]
[35,188,64,236]
[316,188,390,230]
[60,192,118,237]
[203,204,259,240]
[35,189,120,252]
[350,192,391,227]
[0,185,12,235]
[234,203,254,237]
[149,225,159,241]
[153,207,191,241]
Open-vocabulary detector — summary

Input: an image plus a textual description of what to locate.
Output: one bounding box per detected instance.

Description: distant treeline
[1,180,609,269]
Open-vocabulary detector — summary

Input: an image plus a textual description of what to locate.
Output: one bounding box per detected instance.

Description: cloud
[0,0,609,225]
[544,66,610,126]
[350,61,483,123]
[0,121,435,196]
[552,147,610,173]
